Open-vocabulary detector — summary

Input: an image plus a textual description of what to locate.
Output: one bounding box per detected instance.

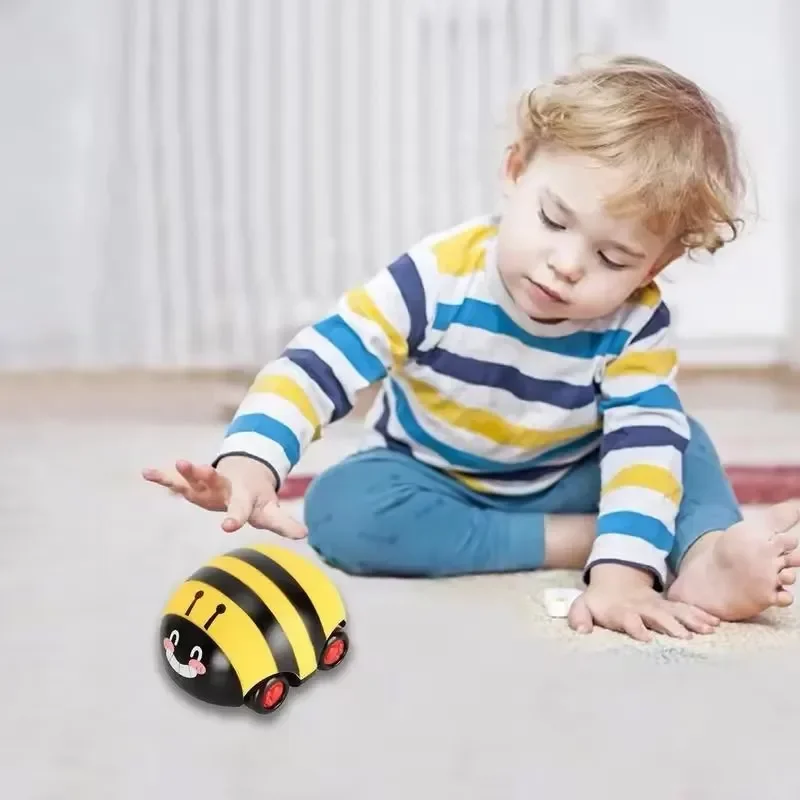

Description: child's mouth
[526,279,568,305]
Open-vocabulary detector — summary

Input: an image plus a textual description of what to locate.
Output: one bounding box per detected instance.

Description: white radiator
[99,0,613,369]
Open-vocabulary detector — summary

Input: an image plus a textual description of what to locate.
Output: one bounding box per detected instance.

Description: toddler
[144,55,800,643]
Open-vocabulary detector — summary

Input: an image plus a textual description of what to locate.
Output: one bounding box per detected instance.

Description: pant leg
[303,448,550,577]
[303,416,742,578]
[666,417,743,574]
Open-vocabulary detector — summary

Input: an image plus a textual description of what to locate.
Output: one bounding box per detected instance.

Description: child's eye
[539,208,565,231]
[599,251,626,270]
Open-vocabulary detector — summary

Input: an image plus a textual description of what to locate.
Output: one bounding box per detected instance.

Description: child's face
[496,145,674,323]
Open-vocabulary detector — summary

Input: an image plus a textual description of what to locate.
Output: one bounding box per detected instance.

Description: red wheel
[319,628,349,670]
[245,675,289,715]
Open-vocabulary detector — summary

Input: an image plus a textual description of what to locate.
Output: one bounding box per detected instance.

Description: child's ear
[501,143,526,196]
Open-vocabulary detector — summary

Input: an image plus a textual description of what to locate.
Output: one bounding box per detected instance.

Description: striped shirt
[215,216,690,588]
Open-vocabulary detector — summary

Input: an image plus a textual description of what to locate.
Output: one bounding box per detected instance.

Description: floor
[2,371,800,799]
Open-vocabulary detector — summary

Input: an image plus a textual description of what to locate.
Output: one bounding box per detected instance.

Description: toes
[779,568,796,586]
[768,500,800,535]
[776,589,794,608]
[783,548,800,568]
[773,531,799,556]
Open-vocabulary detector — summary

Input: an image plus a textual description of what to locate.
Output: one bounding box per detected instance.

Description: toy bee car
[159,542,349,715]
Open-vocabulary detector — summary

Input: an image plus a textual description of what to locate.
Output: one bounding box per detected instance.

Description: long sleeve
[212,251,433,488]
[584,297,691,591]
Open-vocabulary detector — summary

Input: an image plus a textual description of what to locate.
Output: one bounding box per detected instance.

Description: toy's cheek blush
[164,638,175,653]
[189,659,206,675]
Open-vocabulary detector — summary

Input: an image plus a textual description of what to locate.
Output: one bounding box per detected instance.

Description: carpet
[3,419,800,800]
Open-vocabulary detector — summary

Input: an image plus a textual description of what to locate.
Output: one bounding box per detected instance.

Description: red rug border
[278,465,800,505]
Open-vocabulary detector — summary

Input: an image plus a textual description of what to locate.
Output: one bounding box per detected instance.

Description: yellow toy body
[159,543,349,715]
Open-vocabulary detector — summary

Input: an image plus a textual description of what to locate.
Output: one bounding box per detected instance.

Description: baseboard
[676,336,786,368]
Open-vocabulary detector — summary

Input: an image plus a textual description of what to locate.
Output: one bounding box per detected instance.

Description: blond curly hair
[511,55,745,257]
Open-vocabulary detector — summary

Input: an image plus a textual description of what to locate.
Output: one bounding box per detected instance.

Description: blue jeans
[304,418,742,580]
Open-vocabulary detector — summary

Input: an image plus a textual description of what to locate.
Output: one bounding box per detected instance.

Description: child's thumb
[221,485,255,533]
[567,593,593,635]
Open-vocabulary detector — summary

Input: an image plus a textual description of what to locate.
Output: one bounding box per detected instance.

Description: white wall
[0,0,792,370]
[593,0,790,365]
[0,0,117,370]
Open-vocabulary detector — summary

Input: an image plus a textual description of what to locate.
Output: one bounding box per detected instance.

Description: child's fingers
[641,607,691,639]
[566,594,593,635]
[175,460,217,491]
[141,467,189,496]
[251,501,308,540]
[619,611,652,643]
[222,485,256,533]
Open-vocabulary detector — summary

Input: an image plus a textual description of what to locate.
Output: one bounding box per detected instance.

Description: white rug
[2,419,799,800]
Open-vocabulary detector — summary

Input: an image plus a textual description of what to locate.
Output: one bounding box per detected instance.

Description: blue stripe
[415,347,595,409]
[225,413,301,467]
[602,424,689,457]
[597,511,673,552]
[431,298,631,358]
[600,384,684,413]
[387,253,427,353]
[630,302,670,345]
[389,378,601,473]
[284,348,352,421]
[374,391,415,457]
[313,315,387,383]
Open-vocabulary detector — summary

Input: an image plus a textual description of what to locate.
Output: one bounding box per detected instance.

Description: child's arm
[212,251,434,490]
[584,289,691,592]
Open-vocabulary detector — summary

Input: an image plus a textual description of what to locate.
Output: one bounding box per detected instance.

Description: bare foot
[667,500,800,621]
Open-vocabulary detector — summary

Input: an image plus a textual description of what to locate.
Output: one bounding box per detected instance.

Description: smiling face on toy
[159,589,243,706]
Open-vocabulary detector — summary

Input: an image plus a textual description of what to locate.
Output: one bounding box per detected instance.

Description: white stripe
[260,356,337,424]
[290,326,377,393]
[233,393,316,446]
[422,315,603,379]
[601,373,679,401]
[391,374,598,465]
[217,431,292,481]
[395,371,599,456]
[599,485,679,525]
[359,269,414,341]
[603,408,690,440]
[406,360,599,428]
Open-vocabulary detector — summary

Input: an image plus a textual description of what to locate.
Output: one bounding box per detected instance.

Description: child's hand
[142,456,307,539]
[567,563,719,642]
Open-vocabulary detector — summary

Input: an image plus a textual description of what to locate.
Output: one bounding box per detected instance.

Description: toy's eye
[190,646,203,662]
[169,630,179,646]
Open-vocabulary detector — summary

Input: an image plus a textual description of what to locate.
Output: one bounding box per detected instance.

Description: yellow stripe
[163,579,277,693]
[249,374,321,432]
[602,464,682,504]
[405,375,599,449]
[604,349,677,379]
[431,223,497,276]
[450,471,493,492]
[249,544,346,635]
[345,287,407,368]
[209,554,317,679]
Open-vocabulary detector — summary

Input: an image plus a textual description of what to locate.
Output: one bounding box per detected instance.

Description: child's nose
[549,257,584,283]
